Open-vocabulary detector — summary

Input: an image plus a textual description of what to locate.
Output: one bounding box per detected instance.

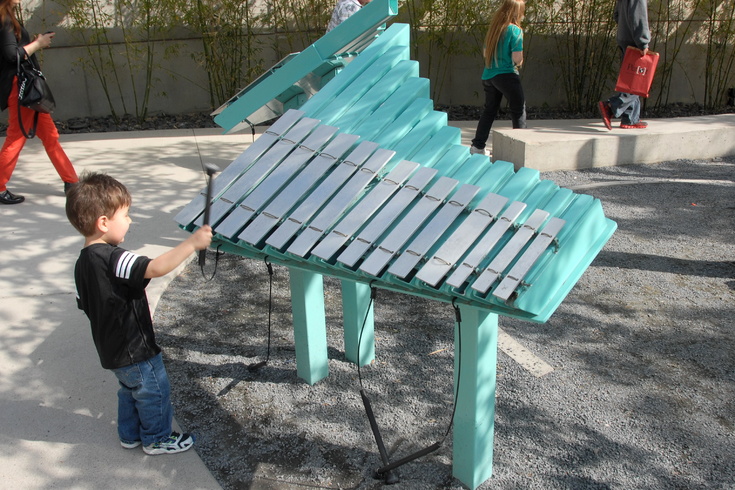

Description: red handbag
[615,46,660,97]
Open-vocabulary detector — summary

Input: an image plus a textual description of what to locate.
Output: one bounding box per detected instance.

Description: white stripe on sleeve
[115,251,140,280]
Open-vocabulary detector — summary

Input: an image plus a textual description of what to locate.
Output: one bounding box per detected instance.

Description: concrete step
[491,114,735,171]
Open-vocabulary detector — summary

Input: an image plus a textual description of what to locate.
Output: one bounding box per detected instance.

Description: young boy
[65,171,212,455]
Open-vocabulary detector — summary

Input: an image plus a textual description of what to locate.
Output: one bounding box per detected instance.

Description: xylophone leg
[452,305,498,490]
[341,280,375,366]
[289,269,329,385]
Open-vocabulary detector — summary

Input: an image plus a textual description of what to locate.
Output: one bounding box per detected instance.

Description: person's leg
[601,45,644,129]
[112,367,143,446]
[35,113,78,185]
[0,80,30,193]
[495,73,526,129]
[471,79,503,150]
[618,94,641,124]
[137,353,173,445]
[112,353,172,446]
[609,92,639,122]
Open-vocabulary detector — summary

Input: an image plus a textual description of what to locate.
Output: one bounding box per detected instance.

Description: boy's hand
[191,225,213,251]
[145,225,214,279]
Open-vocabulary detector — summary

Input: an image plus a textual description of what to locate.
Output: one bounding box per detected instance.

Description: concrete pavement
[451,114,735,171]
[0,127,260,489]
[1,116,733,488]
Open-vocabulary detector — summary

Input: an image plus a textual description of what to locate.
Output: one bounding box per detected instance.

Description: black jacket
[0,18,38,111]
[75,243,161,370]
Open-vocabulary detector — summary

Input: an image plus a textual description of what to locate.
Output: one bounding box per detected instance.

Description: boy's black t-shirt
[74,243,161,369]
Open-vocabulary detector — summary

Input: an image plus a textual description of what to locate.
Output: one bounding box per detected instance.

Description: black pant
[472,73,526,150]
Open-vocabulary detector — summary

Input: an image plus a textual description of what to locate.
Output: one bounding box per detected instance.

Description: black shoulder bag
[16,52,56,139]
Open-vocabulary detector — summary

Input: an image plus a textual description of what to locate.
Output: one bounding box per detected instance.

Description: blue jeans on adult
[112,353,173,446]
[608,92,641,124]
[471,72,526,150]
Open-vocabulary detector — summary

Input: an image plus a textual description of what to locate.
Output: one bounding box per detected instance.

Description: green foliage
[649,0,700,107]
[56,0,735,117]
[698,0,735,108]
[526,0,618,112]
[59,0,180,122]
[258,0,332,59]
[649,0,735,109]
[183,0,264,108]
[397,0,487,101]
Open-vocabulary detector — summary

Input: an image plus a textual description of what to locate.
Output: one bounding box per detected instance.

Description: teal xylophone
[176,2,616,488]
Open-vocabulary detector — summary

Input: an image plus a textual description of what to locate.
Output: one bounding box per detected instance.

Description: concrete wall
[420,32,719,109]
[38,37,213,121]
[2,21,728,124]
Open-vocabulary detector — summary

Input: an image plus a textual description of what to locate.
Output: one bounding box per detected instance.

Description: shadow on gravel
[156,157,735,489]
[594,251,735,279]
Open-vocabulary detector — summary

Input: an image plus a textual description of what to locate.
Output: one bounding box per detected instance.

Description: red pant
[0,77,77,192]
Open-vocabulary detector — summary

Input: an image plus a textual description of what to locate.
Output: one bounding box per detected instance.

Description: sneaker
[143,431,194,455]
[0,189,25,205]
[120,439,142,449]
[469,146,487,156]
[598,101,612,130]
[620,121,648,129]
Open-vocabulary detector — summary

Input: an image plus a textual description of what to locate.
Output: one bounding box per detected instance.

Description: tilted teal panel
[511,198,617,320]
[331,60,419,133]
[372,98,434,148]
[468,160,516,196]
[312,0,399,59]
[185,12,617,490]
[351,77,431,141]
[449,154,492,183]
[300,23,411,118]
[389,111,448,166]
[213,0,399,133]
[311,45,410,125]
[410,126,463,169]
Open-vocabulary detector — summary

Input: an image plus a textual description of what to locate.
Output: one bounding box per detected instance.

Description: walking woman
[0,0,77,204]
[470,0,526,156]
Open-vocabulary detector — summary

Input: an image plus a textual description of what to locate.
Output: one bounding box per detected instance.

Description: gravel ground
[154,155,735,489]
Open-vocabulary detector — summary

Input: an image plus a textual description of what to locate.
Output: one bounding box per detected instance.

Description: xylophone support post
[452,305,498,489]
[341,280,375,366]
[289,269,329,385]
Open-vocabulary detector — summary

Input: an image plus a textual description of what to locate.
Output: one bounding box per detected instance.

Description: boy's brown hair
[66,171,132,237]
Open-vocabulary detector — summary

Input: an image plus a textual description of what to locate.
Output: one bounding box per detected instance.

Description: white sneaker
[120,439,142,449]
[143,431,194,455]
[469,146,487,156]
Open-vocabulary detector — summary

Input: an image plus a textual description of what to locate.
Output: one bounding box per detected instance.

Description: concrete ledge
[492,114,735,172]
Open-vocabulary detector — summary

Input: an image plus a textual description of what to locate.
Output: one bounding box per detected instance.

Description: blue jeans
[472,72,526,150]
[112,353,173,446]
[608,92,641,124]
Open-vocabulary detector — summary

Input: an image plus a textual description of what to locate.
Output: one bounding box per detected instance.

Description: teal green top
[482,24,523,80]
